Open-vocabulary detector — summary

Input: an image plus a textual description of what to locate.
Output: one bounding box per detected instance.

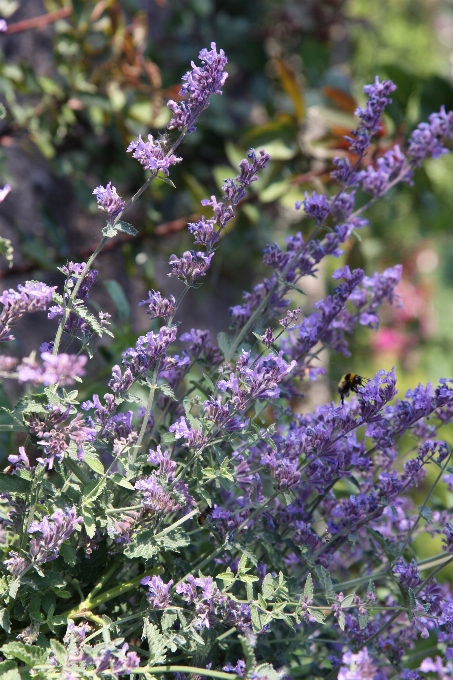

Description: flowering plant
[0,43,452,680]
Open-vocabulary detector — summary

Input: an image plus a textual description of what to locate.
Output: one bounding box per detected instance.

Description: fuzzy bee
[338,373,369,406]
[198,506,213,526]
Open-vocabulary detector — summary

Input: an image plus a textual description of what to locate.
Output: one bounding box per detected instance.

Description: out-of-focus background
[1,0,453,403]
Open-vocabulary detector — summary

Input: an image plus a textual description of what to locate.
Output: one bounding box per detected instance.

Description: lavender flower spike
[345,77,397,156]
[93,182,125,218]
[127,134,182,175]
[29,507,82,564]
[141,575,173,609]
[0,281,57,342]
[167,42,228,133]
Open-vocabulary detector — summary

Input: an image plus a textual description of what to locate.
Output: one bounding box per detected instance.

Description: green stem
[134,666,238,679]
[20,464,44,550]
[64,457,90,486]
[132,367,158,464]
[396,444,451,561]
[53,236,108,356]
[63,566,163,619]
[88,560,123,600]
[153,509,199,540]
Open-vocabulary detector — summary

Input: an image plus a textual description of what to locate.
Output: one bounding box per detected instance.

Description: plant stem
[133,666,238,679]
[396,444,451,561]
[53,236,108,356]
[63,566,163,619]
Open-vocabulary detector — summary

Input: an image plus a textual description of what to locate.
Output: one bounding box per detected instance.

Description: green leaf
[217,332,233,359]
[30,594,44,622]
[307,607,325,624]
[84,454,104,475]
[161,611,177,630]
[250,604,266,633]
[0,236,14,268]
[83,478,106,501]
[157,175,176,188]
[341,593,356,608]
[0,607,10,633]
[303,573,314,602]
[102,224,118,238]
[0,641,47,666]
[49,639,66,664]
[277,278,306,296]
[159,528,190,552]
[358,611,369,629]
[418,505,433,524]
[218,570,236,585]
[124,529,159,559]
[142,621,167,665]
[115,220,138,236]
[158,383,177,401]
[240,574,259,584]
[0,659,21,679]
[0,474,30,494]
[82,507,96,539]
[59,543,77,566]
[110,473,134,490]
[315,565,335,602]
[161,432,175,444]
[202,373,215,392]
[8,577,21,600]
[262,573,275,600]
[104,279,131,320]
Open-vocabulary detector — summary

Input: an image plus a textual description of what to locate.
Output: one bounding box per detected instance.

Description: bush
[0,43,452,680]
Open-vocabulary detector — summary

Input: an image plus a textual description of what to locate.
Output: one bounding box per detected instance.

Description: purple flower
[29,507,82,564]
[120,325,177,382]
[141,575,173,609]
[0,183,11,201]
[338,648,378,680]
[92,182,125,218]
[279,308,301,329]
[135,474,180,513]
[261,327,275,348]
[357,145,411,198]
[127,134,182,175]
[4,551,29,577]
[167,42,228,133]
[168,250,214,285]
[169,416,205,448]
[346,77,397,156]
[0,281,56,342]
[17,352,87,386]
[408,106,453,166]
[139,289,176,320]
[393,558,422,589]
[223,660,246,676]
[296,191,330,225]
[188,216,220,250]
[222,149,270,206]
[180,328,222,364]
[30,406,96,469]
[147,445,177,479]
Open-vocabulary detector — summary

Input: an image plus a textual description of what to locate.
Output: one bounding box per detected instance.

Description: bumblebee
[338,373,369,405]
[198,506,213,526]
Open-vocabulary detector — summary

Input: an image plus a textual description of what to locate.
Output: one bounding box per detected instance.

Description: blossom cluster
[1,46,453,680]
